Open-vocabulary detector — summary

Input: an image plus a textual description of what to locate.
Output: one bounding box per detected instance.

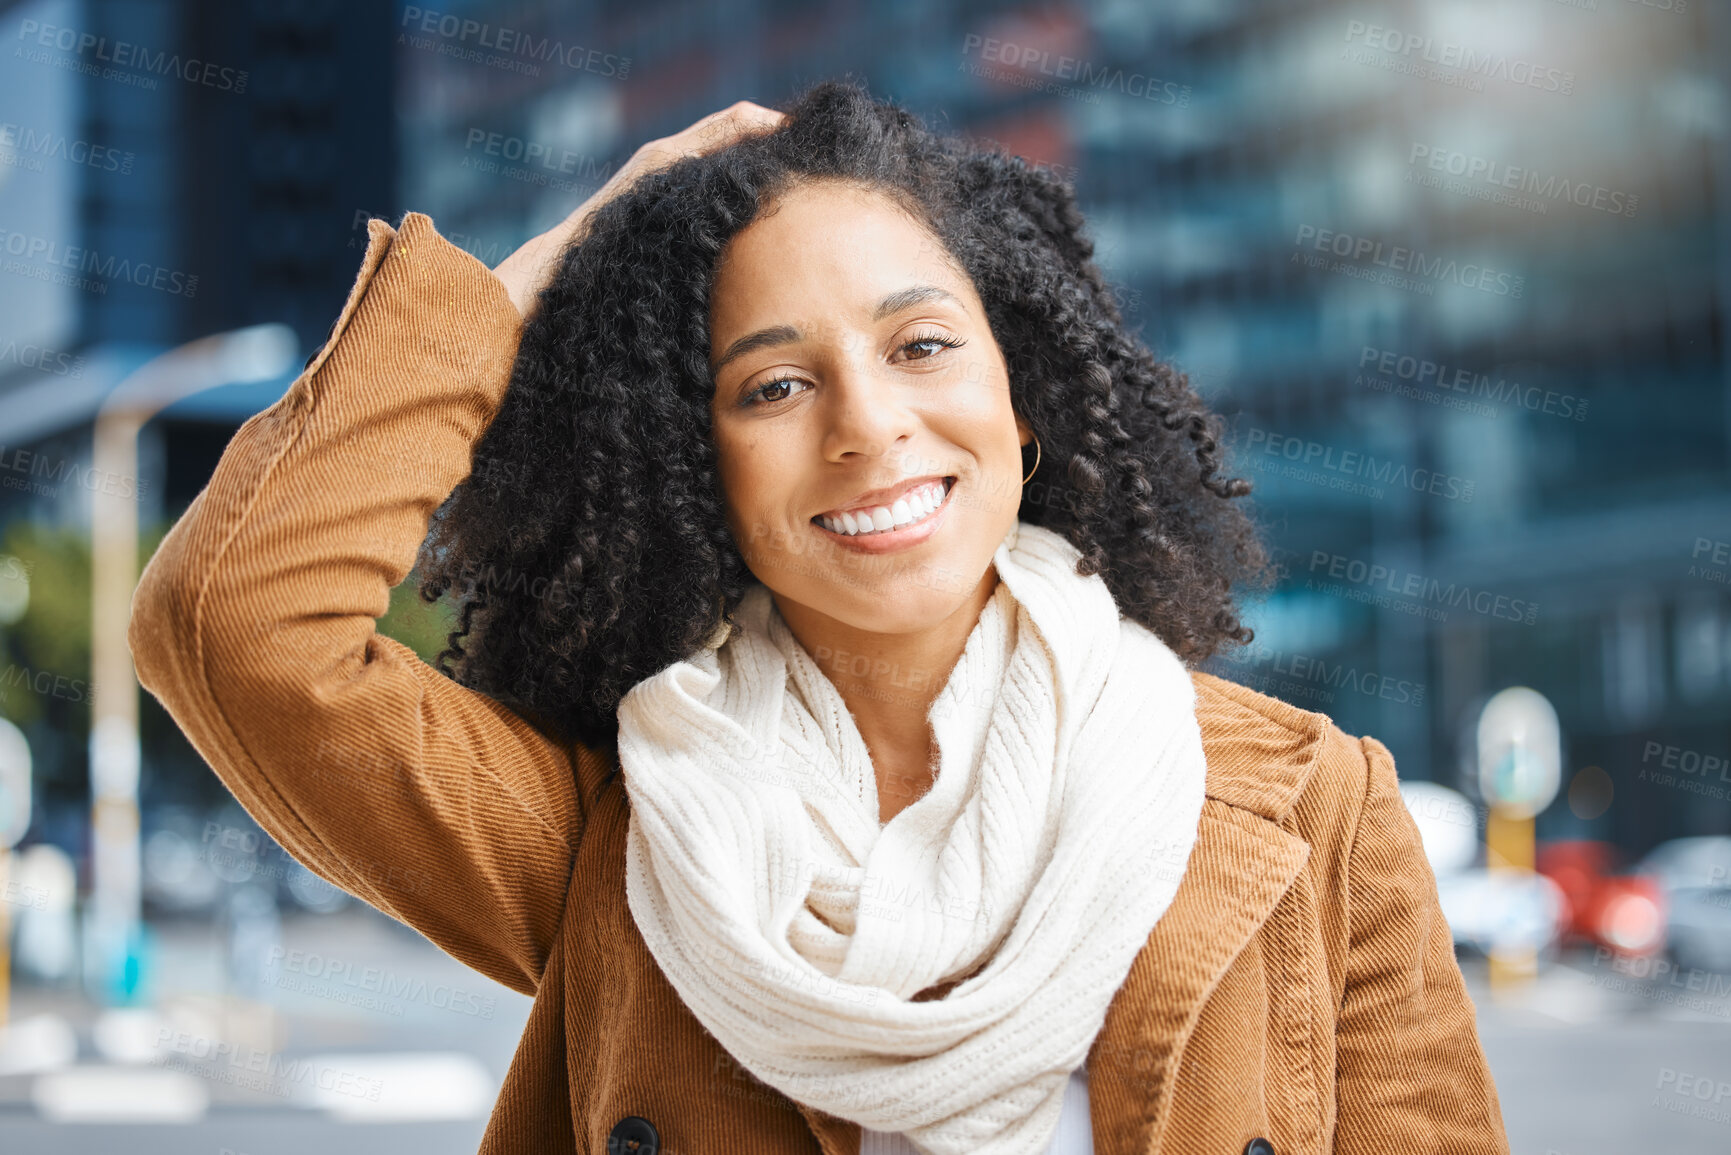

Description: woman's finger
[677,101,786,156]
[493,101,786,318]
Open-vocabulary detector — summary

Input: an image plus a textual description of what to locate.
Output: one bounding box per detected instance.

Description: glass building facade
[390,0,1730,856]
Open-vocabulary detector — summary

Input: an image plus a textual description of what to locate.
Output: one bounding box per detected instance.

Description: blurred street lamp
[86,324,299,1004]
[1476,686,1563,990]
[0,716,32,1027]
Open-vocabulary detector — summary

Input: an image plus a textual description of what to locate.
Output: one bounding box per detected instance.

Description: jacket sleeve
[127,211,584,997]
[1332,735,1510,1153]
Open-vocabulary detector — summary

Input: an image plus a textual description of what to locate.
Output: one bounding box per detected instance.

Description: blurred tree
[379,568,461,666]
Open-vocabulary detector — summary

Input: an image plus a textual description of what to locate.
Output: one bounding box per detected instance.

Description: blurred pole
[1484,804,1536,989]
[0,716,31,1027]
[0,848,10,1027]
[1477,687,1562,993]
[86,324,299,1005]
[1714,0,1731,485]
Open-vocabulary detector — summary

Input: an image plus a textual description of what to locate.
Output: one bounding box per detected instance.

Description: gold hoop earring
[704,593,732,650]
[1021,433,1042,486]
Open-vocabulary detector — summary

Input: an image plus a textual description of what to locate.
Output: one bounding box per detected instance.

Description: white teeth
[820,480,949,537]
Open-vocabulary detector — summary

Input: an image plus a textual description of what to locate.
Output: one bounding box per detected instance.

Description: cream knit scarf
[616,520,1207,1155]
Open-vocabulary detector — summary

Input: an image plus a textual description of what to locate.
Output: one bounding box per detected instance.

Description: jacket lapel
[1084,800,1311,1155]
[1082,673,1333,1155]
[790,673,1332,1155]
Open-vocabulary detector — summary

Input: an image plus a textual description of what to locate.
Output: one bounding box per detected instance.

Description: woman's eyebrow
[712,325,800,376]
[872,284,959,320]
[711,285,962,376]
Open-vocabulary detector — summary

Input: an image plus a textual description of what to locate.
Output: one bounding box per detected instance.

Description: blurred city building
[0,0,395,839]
[386,0,1731,859]
[0,0,1725,929]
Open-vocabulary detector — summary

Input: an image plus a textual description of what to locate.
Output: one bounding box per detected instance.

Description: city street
[1468,955,1731,1154]
[3,908,1729,1152]
[0,905,532,1153]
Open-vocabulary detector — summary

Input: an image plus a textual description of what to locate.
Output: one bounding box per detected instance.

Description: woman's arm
[130,102,785,997]
[128,213,580,995]
[1331,735,1510,1152]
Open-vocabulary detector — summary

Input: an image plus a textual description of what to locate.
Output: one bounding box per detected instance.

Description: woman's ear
[1014,412,1033,448]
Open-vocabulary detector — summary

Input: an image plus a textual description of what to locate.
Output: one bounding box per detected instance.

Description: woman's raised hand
[492,100,787,319]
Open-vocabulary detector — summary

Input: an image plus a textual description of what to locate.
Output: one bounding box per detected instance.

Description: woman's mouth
[812,477,954,537]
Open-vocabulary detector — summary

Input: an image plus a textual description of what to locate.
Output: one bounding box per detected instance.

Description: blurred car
[1636,836,1731,974]
[1401,780,1569,961]
[1637,835,1731,893]
[1434,868,1567,962]
[140,804,225,915]
[1535,840,1666,959]
[141,803,348,918]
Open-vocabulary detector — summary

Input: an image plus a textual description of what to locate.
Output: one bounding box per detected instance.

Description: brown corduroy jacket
[127,212,1510,1155]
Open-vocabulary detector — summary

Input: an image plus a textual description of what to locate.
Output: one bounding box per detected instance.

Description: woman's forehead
[710,184,974,332]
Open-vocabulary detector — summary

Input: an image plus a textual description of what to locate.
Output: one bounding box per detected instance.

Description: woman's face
[708,179,1031,636]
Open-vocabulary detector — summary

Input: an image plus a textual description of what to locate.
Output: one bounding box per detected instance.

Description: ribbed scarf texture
[616,520,1207,1155]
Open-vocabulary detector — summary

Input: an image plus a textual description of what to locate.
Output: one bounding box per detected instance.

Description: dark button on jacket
[608,1115,659,1153]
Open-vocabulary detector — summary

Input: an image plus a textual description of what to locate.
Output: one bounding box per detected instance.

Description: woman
[129,82,1509,1154]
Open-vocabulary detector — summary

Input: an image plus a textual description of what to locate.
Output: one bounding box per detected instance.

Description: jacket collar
[798,671,1333,1155]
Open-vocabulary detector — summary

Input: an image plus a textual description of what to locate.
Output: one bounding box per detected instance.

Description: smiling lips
[813,477,954,537]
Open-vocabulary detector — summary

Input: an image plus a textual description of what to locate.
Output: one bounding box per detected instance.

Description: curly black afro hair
[414,79,1274,754]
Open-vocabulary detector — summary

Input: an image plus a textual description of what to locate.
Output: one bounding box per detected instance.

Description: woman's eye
[741,334,964,406]
[900,332,966,362]
[746,376,808,406]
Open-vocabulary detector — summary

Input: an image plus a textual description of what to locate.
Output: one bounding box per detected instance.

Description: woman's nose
[817,348,924,465]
